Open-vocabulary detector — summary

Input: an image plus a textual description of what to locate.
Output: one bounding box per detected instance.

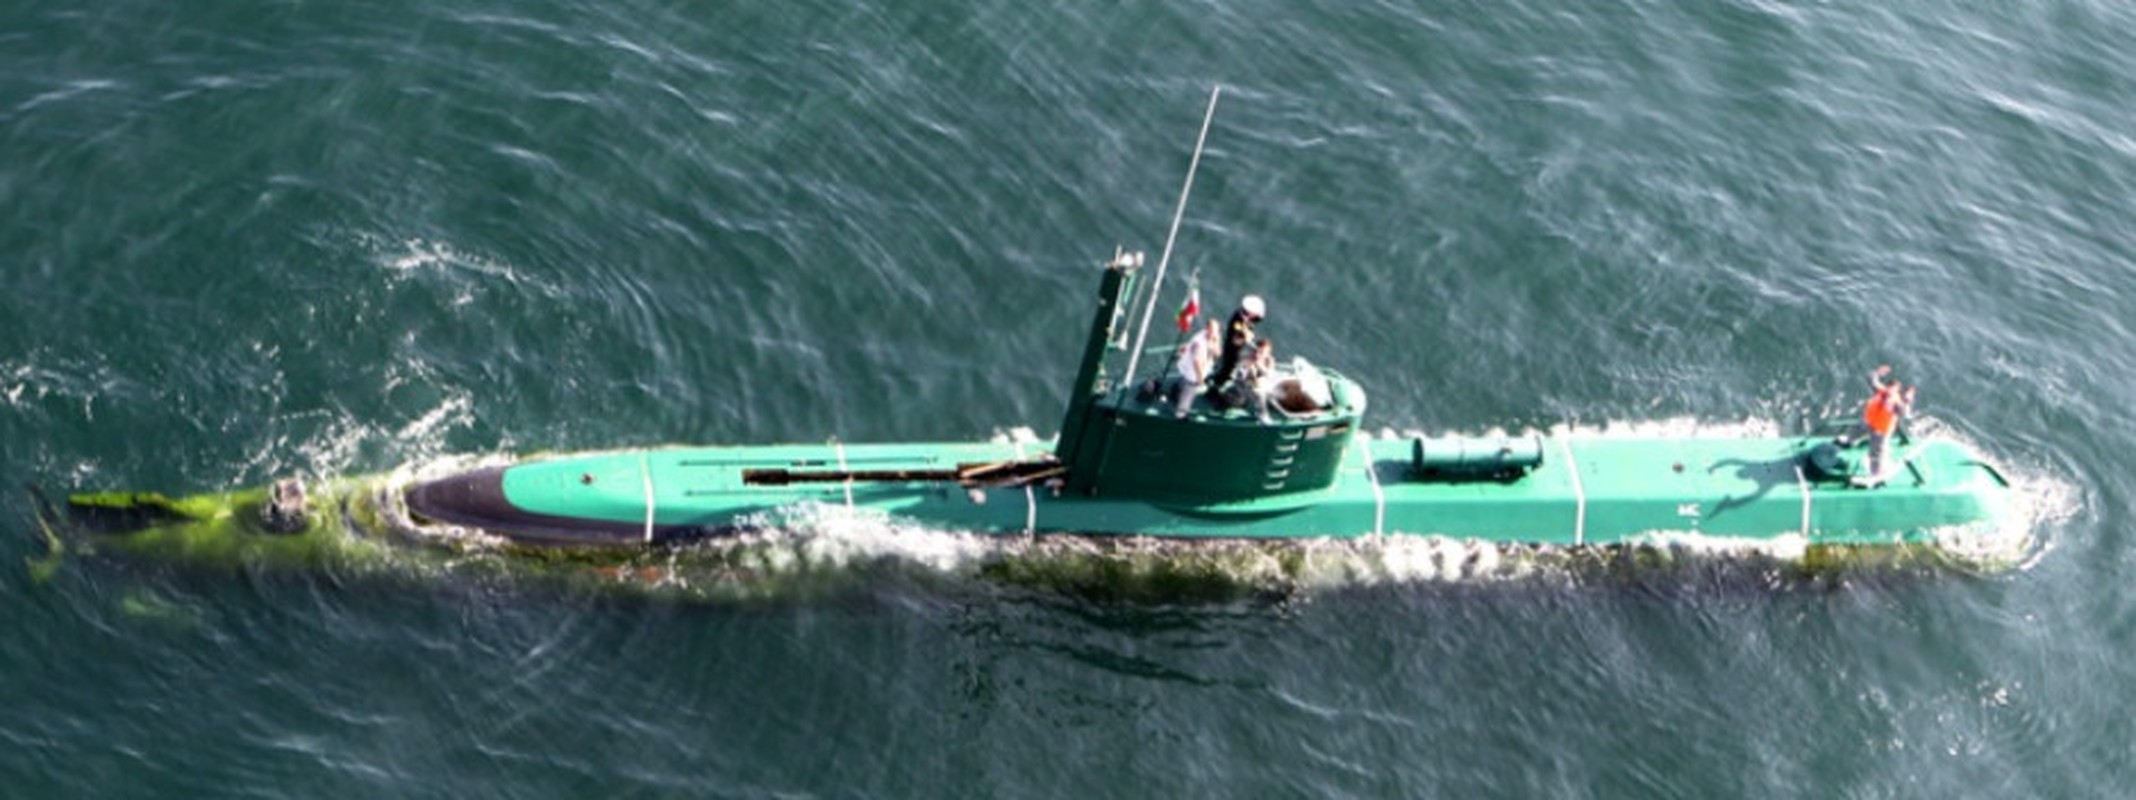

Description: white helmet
[1241,294,1266,319]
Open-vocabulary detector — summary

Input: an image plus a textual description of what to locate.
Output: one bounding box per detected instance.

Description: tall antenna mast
[1123,84,1221,384]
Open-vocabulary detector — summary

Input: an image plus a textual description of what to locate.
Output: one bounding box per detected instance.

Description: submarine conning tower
[1052,254,1368,508]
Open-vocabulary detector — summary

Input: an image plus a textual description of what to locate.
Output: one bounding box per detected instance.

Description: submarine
[38,245,2017,600]
[393,248,2009,550]
[36,91,2015,597]
[34,245,2018,603]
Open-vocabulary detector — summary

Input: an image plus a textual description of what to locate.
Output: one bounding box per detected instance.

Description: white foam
[360,235,565,301]
[232,389,477,492]
[1292,535,1527,586]
[1,359,28,407]
[0,353,119,412]
[1893,418,2068,572]
[1542,415,1785,440]
[374,452,521,549]
[988,426,1048,445]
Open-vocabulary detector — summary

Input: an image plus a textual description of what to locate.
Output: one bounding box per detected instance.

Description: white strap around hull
[1794,464,1811,538]
[1558,438,1586,545]
[640,450,656,544]
[834,439,854,508]
[1355,438,1384,537]
[1014,440,1036,536]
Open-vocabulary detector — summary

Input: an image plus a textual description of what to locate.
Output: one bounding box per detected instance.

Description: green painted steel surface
[1065,377,1364,504]
[484,431,2004,544]
[1054,259,1137,479]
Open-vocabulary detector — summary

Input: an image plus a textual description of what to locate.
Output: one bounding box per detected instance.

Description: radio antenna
[1123,84,1221,384]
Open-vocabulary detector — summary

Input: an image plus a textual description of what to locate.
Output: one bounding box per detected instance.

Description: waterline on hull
[360,453,2048,603]
[48,407,2061,606]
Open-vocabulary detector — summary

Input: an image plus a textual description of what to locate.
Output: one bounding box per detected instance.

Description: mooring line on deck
[1794,464,1811,538]
[1559,438,1586,545]
[640,450,656,544]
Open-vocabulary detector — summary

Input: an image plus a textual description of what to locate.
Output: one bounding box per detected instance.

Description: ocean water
[3,0,2131,796]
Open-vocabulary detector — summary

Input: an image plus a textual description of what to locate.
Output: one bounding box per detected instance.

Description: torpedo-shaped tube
[1408,435,1545,480]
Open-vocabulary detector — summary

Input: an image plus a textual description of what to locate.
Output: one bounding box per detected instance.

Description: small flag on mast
[1175,270,1201,333]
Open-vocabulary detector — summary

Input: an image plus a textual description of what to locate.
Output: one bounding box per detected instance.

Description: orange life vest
[1863,387,1900,435]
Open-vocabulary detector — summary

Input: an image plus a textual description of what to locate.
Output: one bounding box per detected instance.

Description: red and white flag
[1174,273,1200,332]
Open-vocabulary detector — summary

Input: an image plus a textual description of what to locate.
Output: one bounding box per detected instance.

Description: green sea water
[3,0,2128,796]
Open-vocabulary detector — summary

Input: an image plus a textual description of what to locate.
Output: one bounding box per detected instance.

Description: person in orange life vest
[1833,365,1917,478]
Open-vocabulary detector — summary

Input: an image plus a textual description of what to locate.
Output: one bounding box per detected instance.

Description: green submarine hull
[42,253,2019,600]
[399,431,2007,548]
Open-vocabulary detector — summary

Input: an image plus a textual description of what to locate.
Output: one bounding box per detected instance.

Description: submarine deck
[403,434,2008,547]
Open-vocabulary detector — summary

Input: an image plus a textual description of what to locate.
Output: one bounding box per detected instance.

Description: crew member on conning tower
[1164,319,1221,417]
[1210,294,1265,395]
